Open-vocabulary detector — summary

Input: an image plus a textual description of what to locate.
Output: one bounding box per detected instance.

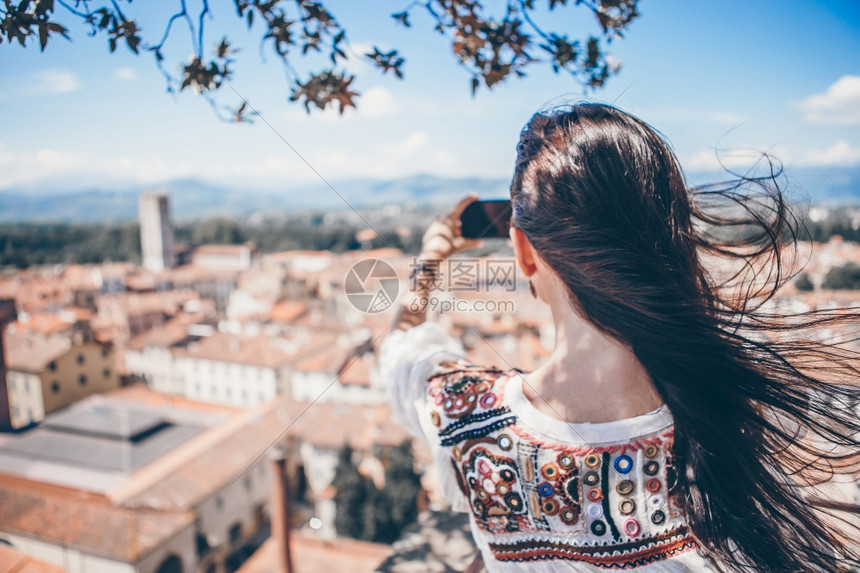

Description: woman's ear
[510,226,538,277]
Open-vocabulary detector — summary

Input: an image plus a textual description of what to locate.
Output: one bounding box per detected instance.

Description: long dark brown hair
[509,103,860,572]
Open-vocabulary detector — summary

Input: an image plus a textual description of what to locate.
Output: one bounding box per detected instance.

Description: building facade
[3,330,120,429]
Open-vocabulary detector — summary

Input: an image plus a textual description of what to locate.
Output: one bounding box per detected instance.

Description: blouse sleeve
[378,321,469,438]
[378,321,473,513]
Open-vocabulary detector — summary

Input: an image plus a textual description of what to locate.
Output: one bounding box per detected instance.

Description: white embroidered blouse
[378,321,717,572]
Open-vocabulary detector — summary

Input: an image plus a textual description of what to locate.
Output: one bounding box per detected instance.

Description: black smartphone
[460,199,512,239]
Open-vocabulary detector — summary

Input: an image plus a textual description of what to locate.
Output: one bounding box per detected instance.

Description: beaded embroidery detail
[426,365,696,569]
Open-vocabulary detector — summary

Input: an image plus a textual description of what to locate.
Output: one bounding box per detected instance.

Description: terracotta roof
[291,345,353,374]
[162,265,241,283]
[63,307,94,322]
[124,273,158,292]
[173,332,336,369]
[12,313,74,336]
[3,330,71,373]
[339,355,372,387]
[269,301,308,323]
[126,316,200,351]
[0,479,194,563]
[264,250,334,264]
[239,532,391,573]
[99,291,191,317]
[114,404,287,511]
[280,401,410,451]
[105,382,239,414]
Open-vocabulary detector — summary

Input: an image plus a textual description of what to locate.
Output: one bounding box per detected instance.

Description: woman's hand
[419,194,485,260]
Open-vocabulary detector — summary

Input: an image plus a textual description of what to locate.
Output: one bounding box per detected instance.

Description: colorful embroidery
[488,527,697,569]
[425,366,698,568]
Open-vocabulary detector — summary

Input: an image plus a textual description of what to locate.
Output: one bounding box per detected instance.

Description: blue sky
[0,0,858,195]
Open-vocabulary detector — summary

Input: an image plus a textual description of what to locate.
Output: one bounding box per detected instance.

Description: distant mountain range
[1,166,858,224]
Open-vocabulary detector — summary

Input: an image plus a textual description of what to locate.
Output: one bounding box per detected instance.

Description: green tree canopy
[2,0,639,120]
[332,443,370,540]
[822,263,860,290]
[794,272,814,292]
[190,217,248,245]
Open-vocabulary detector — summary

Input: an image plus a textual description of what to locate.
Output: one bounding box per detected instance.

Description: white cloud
[113,67,138,81]
[284,85,399,123]
[307,130,460,180]
[24,69,82,95]
[359,86,400,119]
[0,142,199,189]
[800,140,860,167]
[796,75,860,126]
[0,133,466,190]
[681,147,782,172]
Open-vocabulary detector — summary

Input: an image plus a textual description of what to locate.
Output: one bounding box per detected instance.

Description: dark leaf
[392,11,410,28]
[38,22,48,51]
[46,22,67,34]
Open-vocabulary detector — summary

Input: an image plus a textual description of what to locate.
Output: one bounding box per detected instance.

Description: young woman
[378,103,860,572]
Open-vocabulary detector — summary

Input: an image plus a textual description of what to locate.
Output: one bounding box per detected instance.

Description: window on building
[79,374,87,386]
[77,353,85,365]
[228,523,242,545]
[195,533,210,558]
[154,555,183,573]
[51,381,60,394]
[101,347,109,358]
[48,361,57,372]
[215,496,223,510]
[103,368,111,378]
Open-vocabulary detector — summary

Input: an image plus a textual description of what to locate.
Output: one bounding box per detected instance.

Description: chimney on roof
[0,299,19,431]
[269,445,294,573]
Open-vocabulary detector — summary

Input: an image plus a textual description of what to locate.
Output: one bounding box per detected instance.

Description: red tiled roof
[12,313,74,336]
[173,332,338,369]
[3,330,71,373]
[269,301,308,323]
[126,316,199,351]
[0,478,194,563]
[239,533,391,573]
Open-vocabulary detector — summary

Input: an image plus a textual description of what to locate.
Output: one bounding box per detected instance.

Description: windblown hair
[509,103,860,572]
